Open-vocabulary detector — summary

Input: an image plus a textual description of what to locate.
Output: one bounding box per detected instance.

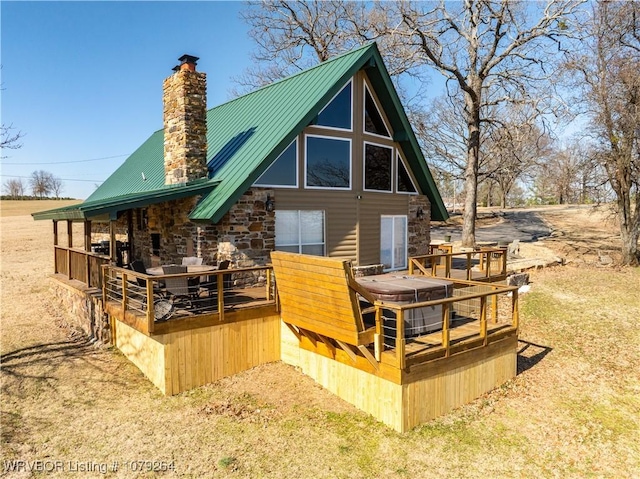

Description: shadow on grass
[517,339,552,374]
[0,336,127,397]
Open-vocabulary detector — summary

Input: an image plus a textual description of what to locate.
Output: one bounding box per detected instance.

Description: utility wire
[0,154,129,166]
[0,174,102,183]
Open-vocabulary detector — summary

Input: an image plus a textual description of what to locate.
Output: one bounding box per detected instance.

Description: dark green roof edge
[33,180,219,221]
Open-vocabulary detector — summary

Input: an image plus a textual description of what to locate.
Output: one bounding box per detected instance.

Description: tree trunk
[461,90,481,247]
[616,186,640,265]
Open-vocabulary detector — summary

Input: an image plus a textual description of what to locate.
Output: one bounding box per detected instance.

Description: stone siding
[50,278,110,344]
[130,189,275,275]
[163,69,208,184]
[408,195,431,257]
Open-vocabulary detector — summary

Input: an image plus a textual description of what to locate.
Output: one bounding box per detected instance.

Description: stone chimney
[163,54,208,185]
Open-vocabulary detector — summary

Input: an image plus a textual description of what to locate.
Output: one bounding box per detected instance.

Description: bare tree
[484,109,551,208]
[3,178,25,198]
[49,176,64,199]
[565,1,640,265]
[392,0,582,245]
[240,0,582,247]
[29,170,53,198]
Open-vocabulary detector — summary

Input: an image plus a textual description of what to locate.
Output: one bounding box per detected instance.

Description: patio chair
[162,265,199,310]
[128,260,166,294]
[199,260,230,297]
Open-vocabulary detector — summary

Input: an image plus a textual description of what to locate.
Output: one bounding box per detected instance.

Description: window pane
[380,217,392,269]
[306,137,351,188]
[276,245,300,253]
[275,211,299,246]
[301,244,324,256]
[364,87,390,137]
[300,211,324,244]
[275,210,325,257]
[364,144,392,191]
[317,83,352,130]
[255,140,297,186]
[397,155,417,193]
[393,217,407,269]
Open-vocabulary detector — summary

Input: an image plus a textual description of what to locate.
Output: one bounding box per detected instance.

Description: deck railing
[408,247,507,281]
[368,278,518,368]
[102,264,277,335]
[54,245,110,289]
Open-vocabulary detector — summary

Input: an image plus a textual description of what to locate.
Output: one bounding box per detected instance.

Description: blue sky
[1,1,257,199]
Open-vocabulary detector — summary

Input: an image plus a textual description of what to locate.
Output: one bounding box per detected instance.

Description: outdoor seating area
[103,261,276,335]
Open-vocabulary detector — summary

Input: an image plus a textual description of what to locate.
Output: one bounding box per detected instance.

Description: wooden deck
[409,247,509,282]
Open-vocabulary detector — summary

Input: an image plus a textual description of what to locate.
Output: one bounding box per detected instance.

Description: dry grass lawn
[1,201,639,478]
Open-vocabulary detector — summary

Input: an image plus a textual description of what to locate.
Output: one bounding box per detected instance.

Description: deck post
[491,291,498,323]
[395,309,406,369]
[84,221,91,287]
[442,302,451,357]
[109,221,117,264]
[374,305,383,361]
[266,268,272,301]
[480,296,488,346]
[512,289,519,330]
[53,221,59,273]
[146,279,155,334]
[121,272,128,313]
[217,275,224,322]
[466,252,472,280]
[67,220,73,279]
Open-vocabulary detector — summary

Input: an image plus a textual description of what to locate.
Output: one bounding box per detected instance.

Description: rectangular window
[305,135,351,189]
[364,142,393,192]
[275,210,325,256]
[380,215,407,270]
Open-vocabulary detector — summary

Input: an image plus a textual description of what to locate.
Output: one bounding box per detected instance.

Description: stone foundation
[50,277,111,344]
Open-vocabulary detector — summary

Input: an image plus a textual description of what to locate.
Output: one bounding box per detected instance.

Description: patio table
[146,264,217,275]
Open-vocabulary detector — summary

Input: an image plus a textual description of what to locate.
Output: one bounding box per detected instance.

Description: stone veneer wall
[408,195,431,257]
[131,189,275,275]
[50,278,110,344]
[163,68,208,185]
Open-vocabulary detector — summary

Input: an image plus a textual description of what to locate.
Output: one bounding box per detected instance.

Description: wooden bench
[271,251,380,367]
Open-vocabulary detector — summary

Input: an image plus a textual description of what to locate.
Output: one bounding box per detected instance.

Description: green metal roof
[32,180,218,221]
[34,42,448,223]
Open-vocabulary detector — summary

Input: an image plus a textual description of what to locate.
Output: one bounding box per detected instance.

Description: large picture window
[254,139,297,187]
[305,135,351,189]
[364,143,393,192]
[316,81,352,131]
[275,210,325,256]
[380,215,407,270]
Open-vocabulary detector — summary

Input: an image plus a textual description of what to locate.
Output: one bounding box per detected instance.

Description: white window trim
[253,138,299,189]
[381,214,408,271]
[275,210,326,256]
[363,141,394,194]
[363,83,392,140]
[315,79,353,133]
[304,134,352,190]
[396,152,419,195]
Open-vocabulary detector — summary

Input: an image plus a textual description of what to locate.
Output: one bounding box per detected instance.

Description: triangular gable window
[364,85,390,137]
[254,139,298,187]
[316,81,352,130]
[397,154,417,194]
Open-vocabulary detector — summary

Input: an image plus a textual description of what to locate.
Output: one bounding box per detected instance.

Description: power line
[0,154,129,166]
[0,174,103,183]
